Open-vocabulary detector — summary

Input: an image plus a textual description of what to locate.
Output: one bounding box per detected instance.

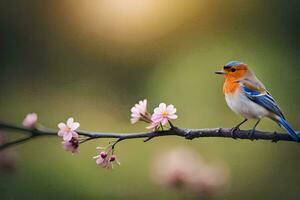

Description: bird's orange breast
[223,80,239,94]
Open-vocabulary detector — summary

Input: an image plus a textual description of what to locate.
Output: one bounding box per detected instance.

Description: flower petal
[131,117,139,124]
[131,107,138,113]
[63,132,73,142]
[71,131,79,138]
[154,107,162,114]
[58,123,66,130]
[96,157,104,165]
[142,99,147,106]
[169,108,177,115]
[168,114,178,119]
[167,105,176,114]
[151,114,163,123]
[67,118,74,126]
[131,113,140,118]
[70,122,80,131]
[159,103,167,110]
[58,130,65,137]
[161,118,168,125]
[146,122,159,130]
[167,104,174,110]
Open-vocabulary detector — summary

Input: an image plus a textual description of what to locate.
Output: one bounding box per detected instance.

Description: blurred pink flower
[130,99,150,124]
[151,147,230,196]
[57,118,80,142]
[151,103,177,126]
[22,113,38,128]
[62,137,79,154]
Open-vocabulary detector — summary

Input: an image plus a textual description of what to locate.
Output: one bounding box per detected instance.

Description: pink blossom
[62,137,79,154]
[57,118,80,142]
[22,113,38,128]
[151,103,177,126]
[146,121,160,130]
[109,155,121,167]
[130,99,150,124]
[94,151,109,168]
[93,150,121,169]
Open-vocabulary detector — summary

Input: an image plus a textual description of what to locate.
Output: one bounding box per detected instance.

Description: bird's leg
[249,119,261,139]
[231,118,248,138]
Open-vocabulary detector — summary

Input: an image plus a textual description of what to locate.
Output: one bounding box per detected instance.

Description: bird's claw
[248,129,255,141]
[230,127,239,139]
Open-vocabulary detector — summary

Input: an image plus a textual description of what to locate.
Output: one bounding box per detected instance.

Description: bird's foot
[230,127,239,139]
[248,129,255,141]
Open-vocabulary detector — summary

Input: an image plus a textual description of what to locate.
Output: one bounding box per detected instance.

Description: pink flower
[130,99,150,124]
[62,137,79,154]
[146,121,160,130]
[109,155,121,167]
[22,113,38,128]
[151,103,177,126]
[94,151,109,167]
[93,150,121,169]
[57,118,80,142]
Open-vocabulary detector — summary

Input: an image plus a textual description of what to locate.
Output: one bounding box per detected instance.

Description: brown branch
[0,121,298,150]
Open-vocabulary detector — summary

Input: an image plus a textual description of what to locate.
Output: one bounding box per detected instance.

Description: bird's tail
[277,117,300,141]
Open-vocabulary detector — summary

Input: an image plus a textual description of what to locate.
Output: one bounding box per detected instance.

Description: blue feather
[242,86,261,96]
[241,85,285,119]
[242,84,299,141]
[278,117,300,141]
[225,61,243,67]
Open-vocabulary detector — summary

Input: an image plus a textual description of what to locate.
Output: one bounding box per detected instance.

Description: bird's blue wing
[241,80,299,141]
[241,84,285,119]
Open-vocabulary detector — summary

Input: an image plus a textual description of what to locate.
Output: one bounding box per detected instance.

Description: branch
[0,121,298,150]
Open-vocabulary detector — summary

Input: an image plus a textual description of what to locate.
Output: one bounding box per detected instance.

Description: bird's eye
[230,68,236,72]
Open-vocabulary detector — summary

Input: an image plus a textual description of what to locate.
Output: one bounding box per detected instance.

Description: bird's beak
[215,70,225,75]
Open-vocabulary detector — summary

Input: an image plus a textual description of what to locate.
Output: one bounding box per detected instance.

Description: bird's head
[215,61,248,80]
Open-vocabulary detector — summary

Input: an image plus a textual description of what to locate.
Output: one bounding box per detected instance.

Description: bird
[215,61,300,141]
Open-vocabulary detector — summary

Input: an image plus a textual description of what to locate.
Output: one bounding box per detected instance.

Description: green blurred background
[0,0,300,199]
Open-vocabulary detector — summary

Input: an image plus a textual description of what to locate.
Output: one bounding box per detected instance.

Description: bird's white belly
[225,90,269,119]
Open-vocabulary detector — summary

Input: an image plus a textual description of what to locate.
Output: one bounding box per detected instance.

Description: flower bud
[100,151,108,159]
[109,155,116,162]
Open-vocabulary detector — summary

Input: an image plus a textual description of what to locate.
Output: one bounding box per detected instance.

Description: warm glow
[62,0,202,43]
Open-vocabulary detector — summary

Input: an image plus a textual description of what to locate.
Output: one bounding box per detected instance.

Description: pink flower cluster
[58,118,80,142]
[130,100,178,130]
[23,114,81,154]
[57,117,80,154]
[56,117,121,167]
[23,99,178,170]
[130,99,150,124]
[93,147,120,169]
[62,138,79,154]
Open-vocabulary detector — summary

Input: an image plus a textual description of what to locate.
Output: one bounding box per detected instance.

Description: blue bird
[215,61,300,141]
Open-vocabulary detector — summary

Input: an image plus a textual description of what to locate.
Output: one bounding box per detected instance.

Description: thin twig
[0,135,35,150]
